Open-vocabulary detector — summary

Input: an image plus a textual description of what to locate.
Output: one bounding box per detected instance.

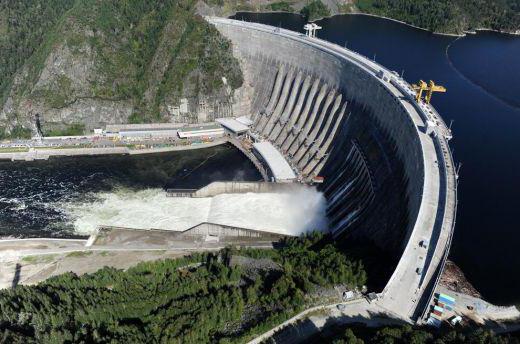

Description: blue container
[438,295,456,306]
[438,293,456,303]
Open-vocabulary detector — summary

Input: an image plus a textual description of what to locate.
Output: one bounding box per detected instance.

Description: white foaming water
[58,186,328,235]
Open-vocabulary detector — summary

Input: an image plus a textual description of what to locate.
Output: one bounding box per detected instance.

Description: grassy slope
[0,1,77,108]
[301,0,331,21]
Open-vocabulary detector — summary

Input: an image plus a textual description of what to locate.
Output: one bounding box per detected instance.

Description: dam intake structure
[207,17,457,323]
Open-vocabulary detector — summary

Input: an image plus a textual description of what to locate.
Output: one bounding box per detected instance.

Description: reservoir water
[230,12,520,305]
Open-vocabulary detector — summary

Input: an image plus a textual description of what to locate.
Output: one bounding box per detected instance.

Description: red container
[433,310,443,317]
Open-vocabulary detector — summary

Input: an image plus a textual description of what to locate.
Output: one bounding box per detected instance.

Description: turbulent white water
[57,186,328,235]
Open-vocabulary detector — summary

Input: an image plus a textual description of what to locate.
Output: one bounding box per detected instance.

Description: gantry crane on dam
[412,80,447,104]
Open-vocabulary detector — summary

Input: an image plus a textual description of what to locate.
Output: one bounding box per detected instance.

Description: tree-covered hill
[0,0,243,137]
[355,0,520,35]
[308,322,520,344]
[0,233,367,343]
[201,0,519,35]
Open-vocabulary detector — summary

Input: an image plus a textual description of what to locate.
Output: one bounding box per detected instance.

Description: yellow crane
[412,80,428,103]
[425,80,446,104]
[412,80,446,104]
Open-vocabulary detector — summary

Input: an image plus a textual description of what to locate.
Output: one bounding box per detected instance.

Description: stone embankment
[439,260,481,298]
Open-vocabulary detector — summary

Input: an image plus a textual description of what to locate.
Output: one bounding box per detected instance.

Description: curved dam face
[208,18,457,321]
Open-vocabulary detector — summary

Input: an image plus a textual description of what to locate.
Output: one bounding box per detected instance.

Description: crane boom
[425,80,446,104]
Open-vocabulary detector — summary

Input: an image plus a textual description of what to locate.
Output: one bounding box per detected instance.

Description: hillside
[0,0,242,138]
[200,0,520,34]
[355,0,520,35]
[1,0,518,138]
[0,233,367,342]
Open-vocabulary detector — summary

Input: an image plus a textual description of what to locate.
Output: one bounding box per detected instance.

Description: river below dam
[230,12,520,305]
[0,144,261,237]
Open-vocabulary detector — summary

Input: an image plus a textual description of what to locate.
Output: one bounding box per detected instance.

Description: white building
[177,124,224,139]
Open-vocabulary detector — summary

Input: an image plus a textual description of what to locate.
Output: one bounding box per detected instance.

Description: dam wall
[176,222,287,241]
[211,19,423,251]
[209,18,457,321]
[94,224,286,246]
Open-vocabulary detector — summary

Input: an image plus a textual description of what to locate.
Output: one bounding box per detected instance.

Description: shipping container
[433,310,443,317]
[434,305,444,313]
[430,312,441,320]
[438,295,456,306]
[437,301,453,311]
[438,293,456,303]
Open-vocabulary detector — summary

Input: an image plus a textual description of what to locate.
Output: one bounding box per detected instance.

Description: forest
[301,0,331,21]
[355,0,520,34]
[308,323,520,343]
[0,0,76,107]
[0,232,366,343]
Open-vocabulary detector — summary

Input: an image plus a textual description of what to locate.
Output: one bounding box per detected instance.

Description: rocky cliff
[0,0,243,137]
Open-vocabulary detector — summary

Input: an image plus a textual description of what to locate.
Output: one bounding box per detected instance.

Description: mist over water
[57,188,212,234]
[57,186,328,235]
[0,144,327,238]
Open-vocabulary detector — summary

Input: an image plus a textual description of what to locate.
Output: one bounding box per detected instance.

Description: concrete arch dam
[208,17,457,322]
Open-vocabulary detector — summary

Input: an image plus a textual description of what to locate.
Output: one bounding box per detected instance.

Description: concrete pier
[303,102,347,176]
[288,83,328,157]
[282,79,320,152]
[294,89,336,166]
[261,68,295,136]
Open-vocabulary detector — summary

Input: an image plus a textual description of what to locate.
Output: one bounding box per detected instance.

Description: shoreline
[341,12,463,37]
[473,27,520,37]
[229,11,520,38]
[230,10,461,36]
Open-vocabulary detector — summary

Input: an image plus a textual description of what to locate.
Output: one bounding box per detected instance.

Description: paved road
[248,299,406,344]
[0,238,275,261]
